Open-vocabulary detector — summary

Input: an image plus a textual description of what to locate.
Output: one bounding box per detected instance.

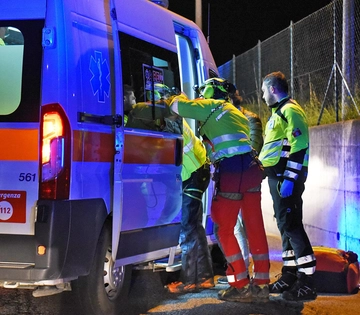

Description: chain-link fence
[218,0,360,126]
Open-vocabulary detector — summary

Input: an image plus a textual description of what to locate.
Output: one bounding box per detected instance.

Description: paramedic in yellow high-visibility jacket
[165,119,215,293]
[259,71,317,302]
[168,78,270,303]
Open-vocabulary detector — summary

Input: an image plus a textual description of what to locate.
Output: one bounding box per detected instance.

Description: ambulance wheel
[72,221,132,315]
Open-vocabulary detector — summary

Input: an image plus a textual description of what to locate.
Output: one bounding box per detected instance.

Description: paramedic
[126,83,172,131]
[123,84,136,126]
[259,71,317,301]
[165,119,215,293]
[168,78,270,303]
[216,89,264,284]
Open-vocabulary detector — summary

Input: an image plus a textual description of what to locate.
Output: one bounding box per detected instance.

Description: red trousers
[211,154,269,288]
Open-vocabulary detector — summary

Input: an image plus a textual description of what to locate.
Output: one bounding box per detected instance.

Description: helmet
[194,78,236,100]
[147,83,174,101]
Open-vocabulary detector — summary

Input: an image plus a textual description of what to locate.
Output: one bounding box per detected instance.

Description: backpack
[312,246,359,294]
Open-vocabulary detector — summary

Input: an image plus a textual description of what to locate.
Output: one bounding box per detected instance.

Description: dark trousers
[179,164,213,284]
[268,177,314,259]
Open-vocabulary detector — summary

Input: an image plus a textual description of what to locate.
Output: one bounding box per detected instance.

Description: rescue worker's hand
[280,179,294,198]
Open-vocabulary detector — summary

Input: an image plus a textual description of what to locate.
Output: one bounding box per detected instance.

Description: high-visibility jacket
[259,97,309,181]
[182,119,208,181]
[171,97,252,163]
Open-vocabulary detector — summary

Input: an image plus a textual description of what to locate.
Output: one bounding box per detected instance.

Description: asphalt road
[0,235,359,315]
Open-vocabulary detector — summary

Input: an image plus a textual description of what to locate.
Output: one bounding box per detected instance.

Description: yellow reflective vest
[259,98,309,180]
[182,119,208,181]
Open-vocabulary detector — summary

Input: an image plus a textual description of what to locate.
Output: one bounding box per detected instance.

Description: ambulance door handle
[175,138,183,166]
[78,112,122,127]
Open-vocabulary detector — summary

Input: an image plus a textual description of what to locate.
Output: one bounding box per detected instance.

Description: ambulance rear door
[110,0,183,266]
[0,2,45,238]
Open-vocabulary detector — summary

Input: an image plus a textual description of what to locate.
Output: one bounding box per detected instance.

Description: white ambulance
[0,0,218,313]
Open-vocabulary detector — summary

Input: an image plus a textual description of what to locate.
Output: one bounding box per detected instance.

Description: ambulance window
[175,33,197,100]
[0,20,42,123]
[119,32,182,134]
[0,27,24,115]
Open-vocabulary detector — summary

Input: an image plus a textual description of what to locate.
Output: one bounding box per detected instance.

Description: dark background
[169,0,333,66]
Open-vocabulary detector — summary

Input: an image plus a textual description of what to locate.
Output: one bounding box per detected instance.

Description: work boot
[269,267,297,293]
[165,281,197,293]
[218,285,252,302]
[197,278,215,289]
[282,272,317,301]
[251,284,269,302]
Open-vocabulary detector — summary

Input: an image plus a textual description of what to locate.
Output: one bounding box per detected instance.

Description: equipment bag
[312,246,359,294]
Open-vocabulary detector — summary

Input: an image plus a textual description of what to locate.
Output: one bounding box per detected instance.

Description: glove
[280,179,294,198]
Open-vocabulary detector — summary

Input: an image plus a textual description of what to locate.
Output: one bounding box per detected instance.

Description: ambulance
[0,0,218,313]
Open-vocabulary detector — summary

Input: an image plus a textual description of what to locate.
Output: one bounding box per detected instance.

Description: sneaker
[218,285,252,302]
[269,270,297,293]
[165,281,197,294]
[197,278,215,289]
[217,276,228,284]
[251,284,269,302]
[282,272,317,301]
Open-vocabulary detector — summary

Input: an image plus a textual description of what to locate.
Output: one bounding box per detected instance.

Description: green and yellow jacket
[259,97,309,182]
[170,97,252,163]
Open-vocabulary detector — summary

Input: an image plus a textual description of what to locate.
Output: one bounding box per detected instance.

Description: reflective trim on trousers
[227,270,249,284]
[253,271,270,280]
[282,250,295,258]
[298,266,316,275]
[252,253,270,262]
[296,254,316,265]
[226,252,243,264]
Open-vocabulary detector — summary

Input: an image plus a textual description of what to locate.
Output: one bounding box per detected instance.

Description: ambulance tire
[72,220,132,315]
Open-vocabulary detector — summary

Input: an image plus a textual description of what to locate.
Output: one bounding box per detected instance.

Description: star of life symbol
[90,51,111,103]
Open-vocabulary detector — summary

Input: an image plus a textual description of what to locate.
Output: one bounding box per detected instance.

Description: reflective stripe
[229,270,248,283]
[280,151,290,158]
[253,272,270,280]
[211,133,248,146]
[0,129,38,161]
[226,252,243,264]
[298,266,316,275]
[262,140,283,152]
[215,109,229,121]
[282,250,295,258]
[227,275,236,283]
[282,250,296,267]
[287,160,302,170]
[283,260,297,267]
[183,136,196,154]
[284,170,298,180]
[171,99,179,114]
[210,145,252,163]
[252,253,270,261]
[296,254,316,266]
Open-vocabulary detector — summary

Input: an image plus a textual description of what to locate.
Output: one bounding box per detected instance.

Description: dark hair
[124,84,134,95]
[263,71,288,94]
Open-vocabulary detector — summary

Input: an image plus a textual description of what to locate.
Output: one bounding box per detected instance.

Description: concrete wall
[262,119,360,254]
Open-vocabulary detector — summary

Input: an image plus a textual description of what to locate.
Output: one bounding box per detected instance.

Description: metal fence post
[290,21,294,98]
[257,40,261,112]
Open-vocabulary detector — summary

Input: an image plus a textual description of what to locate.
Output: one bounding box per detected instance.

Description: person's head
[229,89,243,108]
[262,71,289,106]
[195,77,236,101]
[124,84,136,112]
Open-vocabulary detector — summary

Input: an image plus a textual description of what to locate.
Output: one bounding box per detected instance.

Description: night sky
[168,0,333,66]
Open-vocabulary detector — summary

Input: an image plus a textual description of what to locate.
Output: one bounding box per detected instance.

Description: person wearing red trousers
[168,78,270,302]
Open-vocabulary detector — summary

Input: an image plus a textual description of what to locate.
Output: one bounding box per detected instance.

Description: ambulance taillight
[39,104,71,200]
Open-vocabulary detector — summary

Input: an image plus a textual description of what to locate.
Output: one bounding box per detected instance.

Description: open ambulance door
[110,0,183,267]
